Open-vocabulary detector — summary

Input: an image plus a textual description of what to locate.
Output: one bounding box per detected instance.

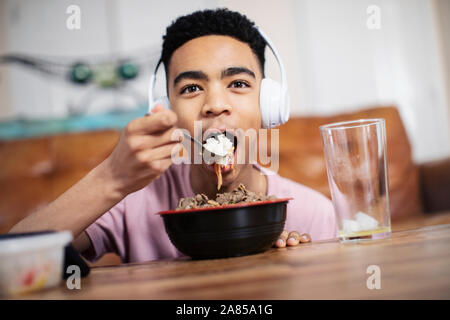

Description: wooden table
[20,212,450,300]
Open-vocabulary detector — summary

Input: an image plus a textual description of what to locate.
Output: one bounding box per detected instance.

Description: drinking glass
[320,119,391,242]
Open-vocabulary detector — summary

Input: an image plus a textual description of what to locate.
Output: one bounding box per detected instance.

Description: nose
[201,87,232,117]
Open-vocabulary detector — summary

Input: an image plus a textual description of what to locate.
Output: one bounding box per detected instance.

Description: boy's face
[167,35,263,185]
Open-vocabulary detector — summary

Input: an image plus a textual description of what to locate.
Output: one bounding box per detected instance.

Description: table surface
[20,212,450,300]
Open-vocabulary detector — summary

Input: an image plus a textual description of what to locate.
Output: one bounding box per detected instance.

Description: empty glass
[320,119,391,242]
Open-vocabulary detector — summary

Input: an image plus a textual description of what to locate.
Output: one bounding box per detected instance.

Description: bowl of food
[158,184,291,259]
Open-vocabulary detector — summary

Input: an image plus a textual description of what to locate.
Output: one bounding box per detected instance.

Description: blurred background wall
[0,0,449,163]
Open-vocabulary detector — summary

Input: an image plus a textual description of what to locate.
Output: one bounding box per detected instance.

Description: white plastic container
[0,231,73,296]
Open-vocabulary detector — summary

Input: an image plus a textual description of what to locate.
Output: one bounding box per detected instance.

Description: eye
[181,84,202,95]
[229,80,250,89]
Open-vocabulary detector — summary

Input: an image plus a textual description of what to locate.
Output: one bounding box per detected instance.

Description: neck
[189,164,267,199]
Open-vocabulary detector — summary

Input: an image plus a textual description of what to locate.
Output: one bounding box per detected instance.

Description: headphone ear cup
[260,78,284,128]
[280,86,290,125]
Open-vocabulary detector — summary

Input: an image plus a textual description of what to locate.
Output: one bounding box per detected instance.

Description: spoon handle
[183,132,204,149]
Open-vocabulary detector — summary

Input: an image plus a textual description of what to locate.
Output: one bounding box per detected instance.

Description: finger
[299,233,312,243]
[151,127,184,145]
[130,128,178,151]
[139,142,179,163]
[275,230,289,248]
[148,158,173,176]
[286,231,300,246]
[128,110,177,135]
[151,104,166,113]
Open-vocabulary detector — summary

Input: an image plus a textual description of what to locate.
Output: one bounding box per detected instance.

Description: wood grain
[18,221,450,300]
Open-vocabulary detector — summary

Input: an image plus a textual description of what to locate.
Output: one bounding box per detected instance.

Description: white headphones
[148,27,290,128]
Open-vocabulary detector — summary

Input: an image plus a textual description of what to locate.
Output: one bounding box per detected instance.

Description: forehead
[168,35,262,80]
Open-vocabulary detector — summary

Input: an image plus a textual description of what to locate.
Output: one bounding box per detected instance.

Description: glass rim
[319,118,385,131]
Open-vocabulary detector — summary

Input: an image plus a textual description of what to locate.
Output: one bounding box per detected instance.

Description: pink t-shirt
[83,163,337,263]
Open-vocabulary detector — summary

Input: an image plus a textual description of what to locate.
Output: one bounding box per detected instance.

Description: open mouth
[203,130,238,151]
[202,130,238,178]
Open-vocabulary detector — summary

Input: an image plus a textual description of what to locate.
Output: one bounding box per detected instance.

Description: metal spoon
[182,131,203,150]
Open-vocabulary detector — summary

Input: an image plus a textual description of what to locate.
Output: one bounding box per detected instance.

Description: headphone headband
[254,27,287,92]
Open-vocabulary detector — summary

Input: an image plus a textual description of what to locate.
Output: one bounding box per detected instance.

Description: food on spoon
[203,133,235,190]
[176,184,277,210]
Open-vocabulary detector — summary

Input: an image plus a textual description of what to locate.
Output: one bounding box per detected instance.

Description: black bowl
[158,198,291,259]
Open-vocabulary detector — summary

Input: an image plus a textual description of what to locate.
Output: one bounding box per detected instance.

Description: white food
[342,211,379,234]
[203,134,234,165]
[355,211,379,230]
[343,219,361,234]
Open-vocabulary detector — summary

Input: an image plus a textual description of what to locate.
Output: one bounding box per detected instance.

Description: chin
[218,164,246,190]
[197,162,242,190]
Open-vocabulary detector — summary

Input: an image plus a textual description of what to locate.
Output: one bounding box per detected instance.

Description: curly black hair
[161,8,267,76]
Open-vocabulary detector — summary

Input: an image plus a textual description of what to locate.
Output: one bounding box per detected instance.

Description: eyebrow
[221,67,255,79]
[173,71,209,86]
[173,66,256,86]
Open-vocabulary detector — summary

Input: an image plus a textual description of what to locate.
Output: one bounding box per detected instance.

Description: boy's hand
[103,104,179,197]
[274,230,311,248]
